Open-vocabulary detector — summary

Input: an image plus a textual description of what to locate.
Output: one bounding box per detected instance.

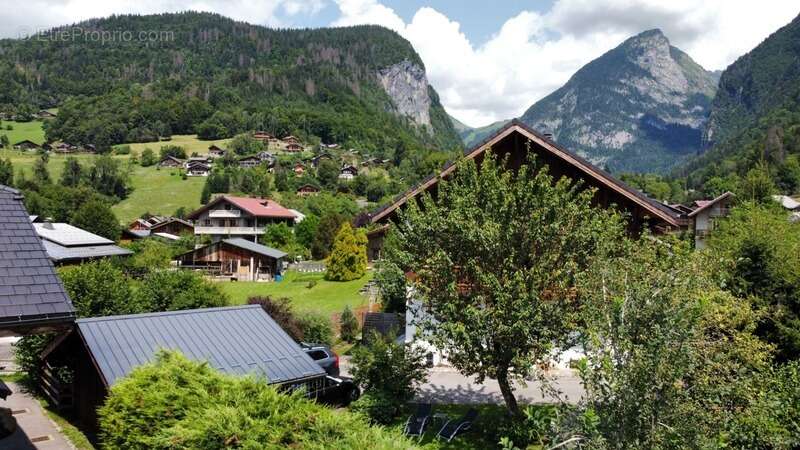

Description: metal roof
[76,305,325,386]
[0,185,75,335]
[223,238,288,259]
[41,240,133,263]
[34,223,112,247]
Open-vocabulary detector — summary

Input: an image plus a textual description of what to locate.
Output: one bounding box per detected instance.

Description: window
[307,350,328,361]
[203,219,211,226]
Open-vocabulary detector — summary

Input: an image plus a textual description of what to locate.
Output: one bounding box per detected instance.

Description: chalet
[128,215,168,231]
[13,140,39,150]
[296,184,321,196]
[0,185,75,337]
[34,222,132,265]
[187,195,296,243]
[285,142,303,153]
[283,135,300,145]
[339,164,359,181]
[362,120,692,260]
[53,142,75,154]
[149,217,194,236]
[185,156,212,167]
[37,110,56,119]
[257,151,276,167]
[176,238,287,281]
[293,162,306,176]
[773,194,800,211]
[311,153,333,168]
[685,192,734,250]
[158,155,183,168]
[239,155,262,169]
[253,131,273,143]
[208,145,226,158]
[84,144,96,153]
[186,160,211,177]
[40,305,326,430]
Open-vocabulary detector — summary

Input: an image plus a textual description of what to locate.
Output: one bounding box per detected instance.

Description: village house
[208,144,226,158]
[34,222,132,265]
[39,305,326,431]
[285,142,303,153]
[296,184,321,197]
[257,151,276,167]
[187,195,296,243]
[282,135,300,145]
[186,160,211,177]
[339,164,359,181]
[176,238,287,281]
[683,192,734,250]
[158,155,183,168]
[122,216,194,242]
[13,140,40,151]
[293,162,306,176]
[238,155,263,169]
[185,156,212,166]
[310,153,333,168]
[253,131,273,144]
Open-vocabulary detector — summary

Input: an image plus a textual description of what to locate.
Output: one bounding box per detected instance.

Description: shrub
[247,296,303,341]
[99,351,418,450]
[350,392,398,425]
[298,313,333,345]
[325,222,367,281]
[114,145,131,155]
[140,148,156,167]
[137,270,228,312]
[339,306,359,343]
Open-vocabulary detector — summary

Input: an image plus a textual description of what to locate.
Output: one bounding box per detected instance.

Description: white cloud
[332,0,800,127]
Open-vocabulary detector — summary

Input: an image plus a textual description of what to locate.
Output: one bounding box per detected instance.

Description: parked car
[301,342,340,377]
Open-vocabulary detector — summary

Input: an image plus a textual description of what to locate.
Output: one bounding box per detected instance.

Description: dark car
[301,342,340,377]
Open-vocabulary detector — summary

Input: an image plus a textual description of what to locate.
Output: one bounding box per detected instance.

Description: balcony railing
[208,209,242,218]
[195,226,264,235]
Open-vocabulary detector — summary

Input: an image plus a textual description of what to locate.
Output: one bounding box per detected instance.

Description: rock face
[520,29,717,173]
[378,60,432,128]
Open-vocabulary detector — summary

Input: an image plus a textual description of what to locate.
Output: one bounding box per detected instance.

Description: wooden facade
[176,240,284,281]
[296,184,321,196]
[150,218,193,236]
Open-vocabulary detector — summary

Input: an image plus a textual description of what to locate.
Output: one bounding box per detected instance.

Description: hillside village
[1,7,800,450]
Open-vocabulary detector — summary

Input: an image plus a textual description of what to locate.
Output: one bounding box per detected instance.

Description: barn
[175,238,287,281]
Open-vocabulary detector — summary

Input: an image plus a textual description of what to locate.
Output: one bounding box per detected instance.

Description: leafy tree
[71,199,121,241]
[294,214,319,249]
[297,313,333,345]
[122,239,173,277]
[139,148,157,167]
[200,179,211,204]
[311,212,346,260]
[740,162,777,202]
[60,156,83,187]
[375,260,407,313]
[0,157,12,185]
[325,222,367,281]
[261,222,294,249]
[0,134,9,148]
[386,154,624,415]
[229,133,264,155]
[87,155,130,199]
[33,154,51,184]
[59,260,140,317]
[316,159,340,189]
[137,270,228,312]
[339,306,359,343]
[247,296,303,342]
[159,145,186,160]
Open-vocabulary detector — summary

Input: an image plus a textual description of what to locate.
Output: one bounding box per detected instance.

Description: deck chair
[436,408,478,442]
[404,402,433,439]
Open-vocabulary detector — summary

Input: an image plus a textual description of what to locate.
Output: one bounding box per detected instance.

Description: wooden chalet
[257,151,276,166]
[282,135,300,145]
[296,184,321,196]
[208,145,226,158]
[158,155,183,168]
[176,238,287,281]
[339,164,359,181]
[37,110,57,119]
[285,142,303,153]
[311,153,333,168]
[293,162,306,176]
[187,195,296,243]
[186,161,211,177]
[253,131,273,143]
[14,139,40,150]
[239,155,262,168]
[362,120,690,260]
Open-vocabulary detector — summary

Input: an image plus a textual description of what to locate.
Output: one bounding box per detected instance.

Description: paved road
[2,382,74,449]
[341,358,584,405]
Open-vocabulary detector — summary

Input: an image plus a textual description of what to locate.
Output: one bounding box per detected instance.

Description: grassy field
[0,120,47,145]
[112,165,206,222]
[221,270,373,319]
[120,134,232,156]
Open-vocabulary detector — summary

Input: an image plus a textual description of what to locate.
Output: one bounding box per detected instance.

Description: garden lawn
[222,270,372,319]
[112,165,206,223]
[0,120,47,145]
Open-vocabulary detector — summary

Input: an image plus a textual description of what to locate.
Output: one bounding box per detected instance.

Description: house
[285,142,303,153]
[339,165,359,181]
[238,155,263,169]
[176,238,287,281]
[13,140,40,150]
[310,153,333,168]
[208,145,226,158]
[187,195,296,243]
[293,162,306,176]
[0,185,75,337]
[158,155,183,168]
[83,144,96,153]
[253,131,273,143]
[296,184,321,196]
[33,222,133,265]
[39,305,326,430]
[361,120,692,260]
[186,160,211,177]
[685,192,734,250]
[185,156,212,167]
[282,135,300,145]
[773,194,800,211]
[52,142,75,154]
[37,110,56,119]
[257,151,276,167]
[128,215,168,231]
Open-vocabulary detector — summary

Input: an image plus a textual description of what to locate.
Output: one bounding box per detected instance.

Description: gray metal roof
[41,240,133,263]
[76,305,325,386]
[0,185,75,334]
[34,223,112,246]
[223,238,288,259]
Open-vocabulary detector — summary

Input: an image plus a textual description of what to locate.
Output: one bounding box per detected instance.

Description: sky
[1,0,799,126]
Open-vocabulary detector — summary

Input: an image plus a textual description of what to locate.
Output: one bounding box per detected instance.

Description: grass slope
[222,270,372,319]
[0,120,47,145]
[120,134,232,156]
[112,167,205,223]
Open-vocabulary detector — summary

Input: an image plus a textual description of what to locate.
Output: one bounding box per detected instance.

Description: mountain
[678,12,800,194]
[0,12,462,153]
[449,115,510,148]
[520,29,717,174]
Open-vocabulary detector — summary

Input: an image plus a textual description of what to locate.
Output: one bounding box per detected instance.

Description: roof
[159,155,183,164]
[773,194,800,210]
[187,196,296,220]
[75,305,324,386]
[368,120,683,227]
[688,192,735,218]
[149,218,193,233]
[223,238,288,259]
[41,240,133,263]
[34,223,112,247]
[0,185,75,334]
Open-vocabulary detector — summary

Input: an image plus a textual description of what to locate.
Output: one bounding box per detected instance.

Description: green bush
[298,313,333,345]
[325,222,367,281]
[137,270,228,312]
[339,306,359,343]
[350,392,398,425]
[98,351,418,450]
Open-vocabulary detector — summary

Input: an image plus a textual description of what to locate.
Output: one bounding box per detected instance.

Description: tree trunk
[496,366,520,417]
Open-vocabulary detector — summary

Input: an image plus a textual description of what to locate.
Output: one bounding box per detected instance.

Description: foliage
[139,148,156,167]
[0,157,12,185]
[86,154,131,199]
[294,214,320,248]
[70,199,121,241]
[98,351,418,450]
[325,222,367,281]
[375,259,407,313]
[59,260,140,317]
[137,270,228,312]
[386,154,624,415]
[158,145,186,160]
[339,306,359,343]
[311,212,347,260]
[59,156,83,187]
[297,313,333,345]
[121,239,174,277]
[350,332,428,423]
[350,392,398,426]
[228,133,264,156]
[247,296,303,342]
[33,153,51,184]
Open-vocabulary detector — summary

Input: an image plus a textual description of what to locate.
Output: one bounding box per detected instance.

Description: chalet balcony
[194,226,264,235]
[208,209,242,218]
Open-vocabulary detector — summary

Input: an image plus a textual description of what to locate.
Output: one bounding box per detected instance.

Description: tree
[0,157,12,186]
[229,133,264,155]
[33,153,51,184]
[137,270,228,312]
[59,260,139,317]
[60,157,83,187]
[375,259,407,313]
[0,134,9,148]
[316,159,340,189]
[325,222,367,281]
[140,148,157,167]
[200,180,211,204]
[386,154,624,415]
[159,145,186,160]
[294,214,319,249]
[311,212,346,260]
[71,199,121,241]
[339,306,359,343]
[261,222,294,248]
[740,163,776,202]
[87,155,130,199]
[247,296,303,341]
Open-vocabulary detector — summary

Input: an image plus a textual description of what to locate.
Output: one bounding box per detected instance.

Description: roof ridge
[76,305,260,324]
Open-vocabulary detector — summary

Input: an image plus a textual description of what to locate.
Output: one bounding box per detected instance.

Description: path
[1,382,73,449]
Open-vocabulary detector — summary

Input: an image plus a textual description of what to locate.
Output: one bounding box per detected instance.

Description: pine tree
[339,306,359,343]
[325,222,367,281]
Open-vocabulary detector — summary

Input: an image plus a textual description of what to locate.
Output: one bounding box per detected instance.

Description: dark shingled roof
[223,238,288,259]
[76,305,325,386]
[0,185,75,336]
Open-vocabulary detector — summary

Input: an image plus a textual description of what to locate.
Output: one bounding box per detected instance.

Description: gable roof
[368,120,683,227]
[149,218,193,233]
[687,191,734,218]
[75,305,324,386]
[34,223,112,247]
[223,238,288,259]
[159,155,183,164]
[0,185,75,335]
[187,196,296,220]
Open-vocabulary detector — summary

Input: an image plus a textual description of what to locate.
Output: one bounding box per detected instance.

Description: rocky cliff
[520,29,717,173]
[378,60,432,128]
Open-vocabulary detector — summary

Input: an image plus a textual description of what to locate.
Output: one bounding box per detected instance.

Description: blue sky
[3,0,800,126]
